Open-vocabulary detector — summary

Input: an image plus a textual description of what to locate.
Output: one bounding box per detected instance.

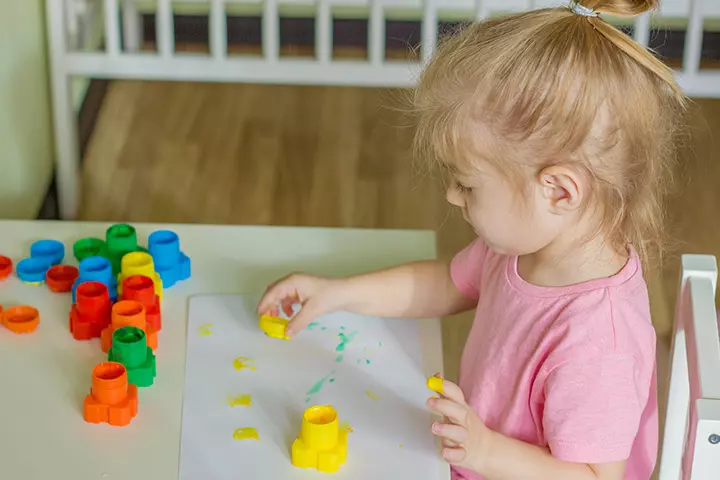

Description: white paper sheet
[179,294,448,480]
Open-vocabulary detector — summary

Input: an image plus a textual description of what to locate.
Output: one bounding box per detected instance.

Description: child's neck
[517,232,628,288]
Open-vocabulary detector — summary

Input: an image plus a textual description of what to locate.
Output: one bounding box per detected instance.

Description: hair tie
[571,1,599,17]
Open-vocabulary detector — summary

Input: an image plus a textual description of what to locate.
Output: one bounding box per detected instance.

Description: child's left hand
[427,379,492,475]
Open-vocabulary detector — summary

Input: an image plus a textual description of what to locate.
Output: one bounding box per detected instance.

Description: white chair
[659,255,720,479]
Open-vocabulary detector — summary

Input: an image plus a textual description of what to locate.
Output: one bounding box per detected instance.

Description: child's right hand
[256,273,349,337]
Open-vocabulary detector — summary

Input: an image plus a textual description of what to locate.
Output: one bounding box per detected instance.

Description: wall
[0,1,54,219]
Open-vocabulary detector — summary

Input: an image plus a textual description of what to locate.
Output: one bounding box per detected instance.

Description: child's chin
[488,245,512,255]
[478,236,500,252]
[482,238,518,256]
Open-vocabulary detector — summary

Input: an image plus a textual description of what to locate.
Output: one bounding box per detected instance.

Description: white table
[0,220,444,480]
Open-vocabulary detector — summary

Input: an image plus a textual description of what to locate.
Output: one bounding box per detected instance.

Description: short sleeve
[543,355,645,464]
[449,238,489,300]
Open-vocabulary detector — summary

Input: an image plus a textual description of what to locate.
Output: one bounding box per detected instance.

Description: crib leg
[46,0,81,220]
[50,73,81,220]
[122,0,143,52]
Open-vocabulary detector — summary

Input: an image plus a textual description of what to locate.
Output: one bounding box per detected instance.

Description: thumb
[439,380,467,405]
[286,299,324,337]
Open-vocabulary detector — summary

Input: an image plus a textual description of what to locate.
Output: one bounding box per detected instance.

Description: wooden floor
[80,81,720,388]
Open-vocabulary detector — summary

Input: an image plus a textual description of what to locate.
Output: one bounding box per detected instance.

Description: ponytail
[578,0,687,104]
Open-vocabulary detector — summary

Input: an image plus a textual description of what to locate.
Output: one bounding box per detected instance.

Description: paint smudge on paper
[321,326,327,331]
[198,324,213,336]
[335,354,343,363]
[365,390,378,400]
[335,331,357,352]
[378,341,383,347]
[366,359,371,365]
[307,322,321,331]
[305,397,311,403]
[340,421,354,433]
[233,357,256,371]
[306,371,335,396]
[228,394,252,407]
[399,444,404,448]
[233,427,260,441]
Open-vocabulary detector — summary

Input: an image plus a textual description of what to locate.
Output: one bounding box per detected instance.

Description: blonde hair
[413,0,688,268]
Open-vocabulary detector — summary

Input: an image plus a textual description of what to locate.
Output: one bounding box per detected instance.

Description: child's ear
[537,166,583,214]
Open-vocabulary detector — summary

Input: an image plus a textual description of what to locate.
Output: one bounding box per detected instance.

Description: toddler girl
[258,0,687,478]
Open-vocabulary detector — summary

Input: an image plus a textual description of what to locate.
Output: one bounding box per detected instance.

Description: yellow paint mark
[228,394,252,407]
[340,421,354,433]
[198,323,213,336]
[233,357,257,371]
[399,444,404,448]
[365,390,379,400]
[233,427,260,441]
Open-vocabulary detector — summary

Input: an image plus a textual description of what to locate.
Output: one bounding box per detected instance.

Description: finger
[257,276,296,311]
[432,419,458,447]
[441,446,467,465]
[431,422,468,445]
[440,417,458,447]
[257,278,299,314]
[286,299,324,337]
[427,398,467,425]
[442,438,460,448]
[439,380,467,405]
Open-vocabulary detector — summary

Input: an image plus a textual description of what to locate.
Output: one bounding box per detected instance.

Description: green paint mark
[340,326,346,330]
[306,371,336,396]
[329,378,335,383]
[321,326,327,331]
[378,341,383,347]
[366,359,371,365]
[357,359,362,365]
[306,397,311,403]
[335,354,344,362]
[307,322,320,330]
[335,331,358,352]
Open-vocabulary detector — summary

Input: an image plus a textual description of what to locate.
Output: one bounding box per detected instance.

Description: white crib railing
[659,255,720,480]
[46,0,720,219]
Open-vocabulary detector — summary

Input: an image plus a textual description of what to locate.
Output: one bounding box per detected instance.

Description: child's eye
[455,181,472,193]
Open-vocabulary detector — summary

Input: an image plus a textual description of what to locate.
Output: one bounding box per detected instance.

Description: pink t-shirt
[450,238,657,480]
